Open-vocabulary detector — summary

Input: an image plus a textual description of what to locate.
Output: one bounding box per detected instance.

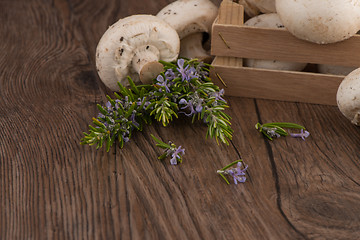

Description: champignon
[276,0,360,44]
[244,13,307,71]
[318,64,357,76]
[179,33,212,63]
[336,68,360,125]
[96,15,180,91]
[156,0,218,60]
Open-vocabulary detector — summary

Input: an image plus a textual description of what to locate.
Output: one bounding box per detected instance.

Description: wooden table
[1,0,360,239]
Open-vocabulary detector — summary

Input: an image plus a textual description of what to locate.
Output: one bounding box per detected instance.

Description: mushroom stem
[179,33,212,62]
[132,46,164,84]
[352,113,360,126]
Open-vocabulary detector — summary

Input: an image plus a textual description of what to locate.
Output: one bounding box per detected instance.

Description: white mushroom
[276,0,360,44]
[244,13,307,71]
[245,0,276,14]
[156,0,218,60]
[318,64,357,76]
[96,15,180,91]
[337,68,360,125]
[179,33,212,62]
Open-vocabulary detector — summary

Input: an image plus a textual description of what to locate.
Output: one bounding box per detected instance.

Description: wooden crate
[210,1,360,105]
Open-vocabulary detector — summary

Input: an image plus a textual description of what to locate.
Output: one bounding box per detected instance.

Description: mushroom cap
[244,13,307,71]
[96,15,180,91]
[156,0,218,39]
[276,0,360,44]
[336,68,360,125]
[245,0,276,14]
[245,13,284,28]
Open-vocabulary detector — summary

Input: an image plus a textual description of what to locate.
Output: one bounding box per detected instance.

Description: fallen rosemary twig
[255,122,310,141]
[217,159,248,184]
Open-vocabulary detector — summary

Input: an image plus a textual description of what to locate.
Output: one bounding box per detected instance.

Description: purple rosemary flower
[97,113,105,119]
[122,131,130,143]
[129,111,139,128]
[178,98,195,116]
[290,129,310,141]
[186,66,198,80]
[169,145,185,165]
[156,75,171,93]
[178,93,204,117]
[226,162,248,184]
[114,99,121,110]
[263,127,281,138]
[165,68,176,81]
[176,58,191,81]
[105,101,112,110]
[151,135,185,165]
[195,101,203,112]
[136,97,150,109]
[209,89,226,102]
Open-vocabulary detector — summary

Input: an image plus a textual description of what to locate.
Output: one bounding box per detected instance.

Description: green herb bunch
[81,58,233,151]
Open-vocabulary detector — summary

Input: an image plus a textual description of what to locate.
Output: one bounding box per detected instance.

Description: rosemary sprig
[151,134,185,165]
[217,159,248,184]
[81,58,233,151]
[255,122,309,140]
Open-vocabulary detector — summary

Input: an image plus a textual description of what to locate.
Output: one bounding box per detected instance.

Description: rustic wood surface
[1,0,360,239]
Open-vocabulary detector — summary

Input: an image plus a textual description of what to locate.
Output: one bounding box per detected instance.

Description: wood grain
[210,60,343,105]
[215,0,243,67]
[211,22,360,67]
[1,0,360,239]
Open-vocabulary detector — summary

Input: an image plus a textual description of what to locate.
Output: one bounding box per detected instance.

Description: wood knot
[294,192,360,231]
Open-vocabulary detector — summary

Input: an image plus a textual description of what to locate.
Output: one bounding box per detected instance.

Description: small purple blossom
[176,59,188,79]
[179,98,195,116]
[177,58,196,82]
[165,68,176,81]
[290,129,310,141]
[156,75,171,93]
[186,66,198,79]
[136,97,150,109]
[226,162,248,184]
[178,93,204,117]
[209,89,226,102]
[122,131,130,143]
[114,99,121,110]
[129,111,139,128]
[263,127,280,138]
[105,101,112,110]
[97,113,105,119]
[151,135,186,165]
[169,146,185,165]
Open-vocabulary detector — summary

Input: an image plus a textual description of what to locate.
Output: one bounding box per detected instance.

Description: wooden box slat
[217,0,243,25]
[215,0,244,67]
[210,57,343,105]
[211,25,360,67]
[210,1,360,106]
